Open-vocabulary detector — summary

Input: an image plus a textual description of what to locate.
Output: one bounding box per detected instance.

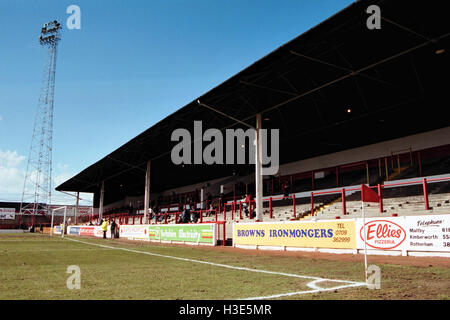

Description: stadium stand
[53,0,449,247]
[89,143,450,229]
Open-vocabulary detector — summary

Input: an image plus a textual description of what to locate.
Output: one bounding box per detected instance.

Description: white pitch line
[242,282,366,300]
[2,248,110,253]
[0,240,68,242]
[65,237,366,299]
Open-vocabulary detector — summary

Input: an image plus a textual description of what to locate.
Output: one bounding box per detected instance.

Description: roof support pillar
[200,188,204,209]
[255,113,263,222]
[75,192,79,225]
[144,160,151,224]
[99,181,105,221]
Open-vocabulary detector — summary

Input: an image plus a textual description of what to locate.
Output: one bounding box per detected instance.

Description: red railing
[91,176,449,228]
[219,175,450,220]
[91,144,450,226]
[73,175,449,247]
[305,176,449,217]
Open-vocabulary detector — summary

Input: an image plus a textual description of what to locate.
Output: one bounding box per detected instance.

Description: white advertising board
[93,226,111,238]
[0,208,15,220]
[119,224,149,239]
[356,214,450,252]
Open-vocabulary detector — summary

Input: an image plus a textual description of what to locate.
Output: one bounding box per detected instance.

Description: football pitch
[0,233,449,300]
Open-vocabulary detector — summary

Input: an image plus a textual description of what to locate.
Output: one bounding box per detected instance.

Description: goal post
[50,206,67,238]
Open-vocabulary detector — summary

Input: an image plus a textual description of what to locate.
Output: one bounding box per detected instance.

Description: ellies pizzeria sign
[360,220,407,249]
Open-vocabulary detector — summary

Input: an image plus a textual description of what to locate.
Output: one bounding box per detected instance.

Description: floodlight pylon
[20,21,62,225]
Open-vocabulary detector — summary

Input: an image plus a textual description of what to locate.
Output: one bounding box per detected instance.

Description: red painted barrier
[423,178,429,210]
[269,197,273,219]
[342,188,346,215]
[292,195,296,219]
[378,184,383,213]
[89,176,450,229]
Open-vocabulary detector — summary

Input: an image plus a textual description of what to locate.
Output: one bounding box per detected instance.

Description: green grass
[0,233,449,300]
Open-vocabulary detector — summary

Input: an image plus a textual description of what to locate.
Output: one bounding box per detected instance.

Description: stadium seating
[74,144,450,230]
[310,179,450,220]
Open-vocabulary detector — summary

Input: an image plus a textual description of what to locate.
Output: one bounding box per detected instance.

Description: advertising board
[67,226,80,235]
[148,224,215,245]
[0,208,15,220]
[119,224,149,239]
[233,220,356,249]
[356,215,450,252]
[79,226,95,236]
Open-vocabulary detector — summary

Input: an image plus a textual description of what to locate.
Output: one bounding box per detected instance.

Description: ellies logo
[360,220,406,250]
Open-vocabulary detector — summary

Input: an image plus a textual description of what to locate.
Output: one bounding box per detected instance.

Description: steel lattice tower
[20,21,62,224]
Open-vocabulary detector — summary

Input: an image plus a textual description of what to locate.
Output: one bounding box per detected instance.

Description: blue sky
[0,0,354,205]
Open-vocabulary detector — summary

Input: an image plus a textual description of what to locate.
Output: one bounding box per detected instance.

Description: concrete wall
[280,126,450,176]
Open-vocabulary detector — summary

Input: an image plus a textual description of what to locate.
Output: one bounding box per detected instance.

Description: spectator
[152,206,159,221]
[190,203,199,223]
[110,219,117,239]
[243,194,255,218]
[101,219,108,239]
[208,204,215,217]
[282,180,290,198]
[243,194,250,217]
[178,207,190,223]
[157,212,165,223]
[146,207,154,223]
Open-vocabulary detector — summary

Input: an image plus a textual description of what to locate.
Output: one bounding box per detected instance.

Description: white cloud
[53,171,73,187]
[56,163,69,171]
[0,166,25,197]
[0,150,26,200]
[0,150,92,206]
[0,150,47,202]
[0,150,25,168]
